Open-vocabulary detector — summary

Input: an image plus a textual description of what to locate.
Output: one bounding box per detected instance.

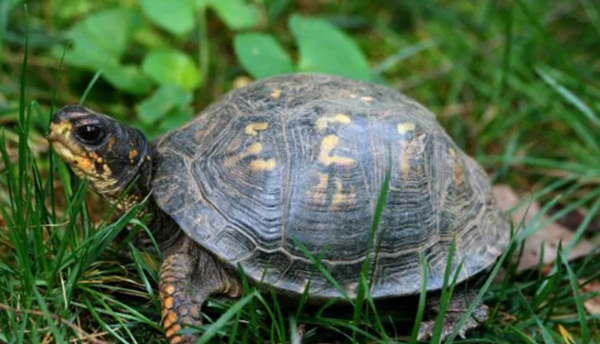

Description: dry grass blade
[0,303,109,344]
[492,185,594,271]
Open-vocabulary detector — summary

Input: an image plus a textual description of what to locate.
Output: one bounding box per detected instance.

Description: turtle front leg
[159,240,242,344]
[416,289,488,341]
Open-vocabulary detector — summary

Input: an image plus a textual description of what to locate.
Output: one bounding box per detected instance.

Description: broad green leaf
[65,8,143,69]
[142,49,202,90]
[51,0,103,21]
[234,33,295,79]
[7,0,21,11]
[289,15,371,81]
[140,0,196,36]
[135,85,192,125]
[208,0,259,30]
[195,0,209,8]
[103,65,154,95]
[158,107,193,131]
[54,44,118,70]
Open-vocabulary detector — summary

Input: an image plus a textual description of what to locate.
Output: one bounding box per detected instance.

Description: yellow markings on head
[270,89,282,98]
[318,135,356,167]
[315,114,352,130]
[108,136,116,149]
[48,121,72,139]
[245,122,269,136]
[129,149,138,160]
[397,122,415,135]
[331,177,356,209]
[249,158,277,172]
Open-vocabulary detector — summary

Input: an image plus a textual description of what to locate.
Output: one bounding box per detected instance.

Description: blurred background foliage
[0,0,598,190]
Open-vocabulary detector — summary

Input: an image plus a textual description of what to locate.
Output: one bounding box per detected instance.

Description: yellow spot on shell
[400,149,410,180]
[450,149,463,186]
[316,173,328,190]
[315,114,352,130]
[453,163,463,186]
[449,148,456,158]
[397,122,415,134]
[270,89,282,98]
[241,142,262,157]
[249,158,277,172]
[331,178,356,209]
[245,122,269,136]
[307,172,329,205]
[318,135,355,167]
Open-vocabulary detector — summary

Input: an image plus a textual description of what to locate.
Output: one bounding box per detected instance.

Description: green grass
[2,0,600,343]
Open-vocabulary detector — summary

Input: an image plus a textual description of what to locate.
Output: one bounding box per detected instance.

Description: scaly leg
[417,289,488,341]
[159,239,241,344]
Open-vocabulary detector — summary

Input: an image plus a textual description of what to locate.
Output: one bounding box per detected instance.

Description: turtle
[47,73,509,343]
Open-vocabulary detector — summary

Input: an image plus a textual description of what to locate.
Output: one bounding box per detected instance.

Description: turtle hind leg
[159,239,242,344]
[416,289,489,341]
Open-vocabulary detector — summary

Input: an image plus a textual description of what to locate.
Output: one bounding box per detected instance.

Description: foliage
[39,0,369,135]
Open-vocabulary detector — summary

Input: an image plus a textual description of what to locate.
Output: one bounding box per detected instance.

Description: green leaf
[65,8,143,69]
[103,65,154,95]
[289,15,371,81]
[234,33,295,79]
[142,49,202,90]
[208,0,259,30]
[135,85,192,125]
[158,107,193,132]
[55,45,117,70]
[139,0,196,36]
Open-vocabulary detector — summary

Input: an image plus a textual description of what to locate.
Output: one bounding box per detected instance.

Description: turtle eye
[75,124,106,145]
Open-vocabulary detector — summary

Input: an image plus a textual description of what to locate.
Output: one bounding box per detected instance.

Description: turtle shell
[152,74,509,299]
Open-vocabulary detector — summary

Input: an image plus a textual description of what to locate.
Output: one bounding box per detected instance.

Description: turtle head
[47,105,151,205]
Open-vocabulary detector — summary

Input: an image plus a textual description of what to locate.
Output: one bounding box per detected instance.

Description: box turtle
[48,74,509,343]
